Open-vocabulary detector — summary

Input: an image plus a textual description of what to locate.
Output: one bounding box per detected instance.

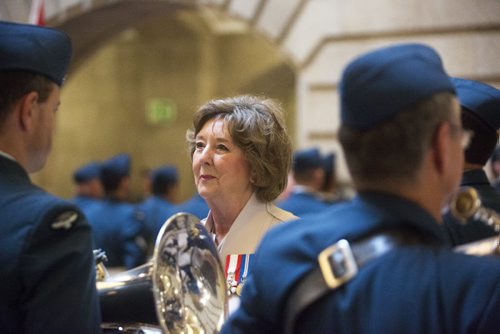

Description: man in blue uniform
[319,151,351,204]
[442,78,500,245]
[222,44,500,334]
[277,147,331,216]
[71,161,103,217]
[86,153,147,269]
[135,165,179,246]
[0,22,101,333]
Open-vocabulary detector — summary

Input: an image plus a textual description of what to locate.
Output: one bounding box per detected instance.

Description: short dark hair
[100,171,123,195]
[152,177,177,196]
[0,71,54,125]
[186,95,292,202]
[294,168,321,184]
[339,92,456,187]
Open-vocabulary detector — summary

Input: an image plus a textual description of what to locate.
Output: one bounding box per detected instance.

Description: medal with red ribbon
[225,253,253,296]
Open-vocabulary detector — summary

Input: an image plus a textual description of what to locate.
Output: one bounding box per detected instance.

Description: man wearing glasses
[442,78,500,245]
[221,44,500,334]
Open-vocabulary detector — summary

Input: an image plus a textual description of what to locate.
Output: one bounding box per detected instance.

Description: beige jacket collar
[203,192,296,254]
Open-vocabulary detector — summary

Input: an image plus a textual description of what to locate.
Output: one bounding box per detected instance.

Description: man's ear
[431,122,452,176]
[18,91,39,131]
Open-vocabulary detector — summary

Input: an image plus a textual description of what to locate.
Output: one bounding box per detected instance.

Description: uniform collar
[292,185,319,195]
[0,150,16,162]
[355,191,448,244]
[461,169,491,186]
[204,192,264,250]
[0,153,30,182]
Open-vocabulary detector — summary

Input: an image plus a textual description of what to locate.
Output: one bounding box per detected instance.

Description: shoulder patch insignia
[51,211,79,230]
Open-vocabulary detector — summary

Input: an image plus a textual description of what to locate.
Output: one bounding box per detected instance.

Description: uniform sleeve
[20,205,102,334]
[221,274,278,334]
[221,236,281,334]
[477,281,500,334]
[221,219,313,334]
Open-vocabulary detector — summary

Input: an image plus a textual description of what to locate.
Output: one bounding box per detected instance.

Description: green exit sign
[146,98,176,125]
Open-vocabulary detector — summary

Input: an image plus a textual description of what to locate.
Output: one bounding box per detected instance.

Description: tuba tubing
[95,213,227,333]
[450,187,500,256]
[449,187,500,231]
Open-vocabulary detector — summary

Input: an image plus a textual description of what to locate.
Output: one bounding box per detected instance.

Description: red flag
[28,0,45,26]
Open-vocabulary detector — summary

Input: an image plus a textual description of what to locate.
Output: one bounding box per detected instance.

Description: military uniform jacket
[71,194,101,219]
[203,192,297,268]
[222,191,500,334]
[86,198,147,269]
[176,194,209,220]
[135,195,178,241]
[277,186,331,217]
[0,154,101,333]
[443,169,500,245]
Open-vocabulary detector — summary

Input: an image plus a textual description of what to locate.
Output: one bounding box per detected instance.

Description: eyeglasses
[449,123,474,149]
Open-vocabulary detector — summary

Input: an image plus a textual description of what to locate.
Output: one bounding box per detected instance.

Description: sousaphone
[450,187,500,256]
[97,213,228,333]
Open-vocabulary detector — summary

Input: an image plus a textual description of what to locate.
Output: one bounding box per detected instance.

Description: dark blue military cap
[293,148,323,172]
[152,166,178,185]
[451,78,500,131]
[0,21,72,86]
[340,43,455,130]
[73,162,101,183]
[452,77,500,165]
[150,165,178,196]
[101,153,131,179]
